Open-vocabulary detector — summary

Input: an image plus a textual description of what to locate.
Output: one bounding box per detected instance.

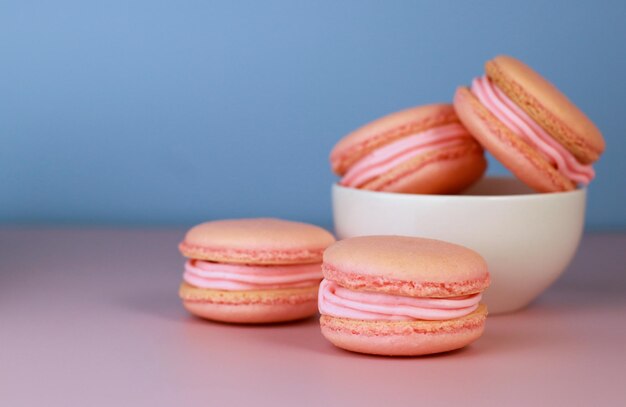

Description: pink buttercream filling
[318,279,481,321]
[471,75,594,184]
[184,260,322,290]
[340,123,472,187]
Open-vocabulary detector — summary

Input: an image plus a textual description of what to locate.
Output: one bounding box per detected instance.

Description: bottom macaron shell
[179,282,319,324]
[454,87,574,192]
[363,142,487,194]
[320,304,487,356]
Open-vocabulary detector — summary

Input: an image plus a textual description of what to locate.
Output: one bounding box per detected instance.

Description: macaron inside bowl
[454,55,605,192]
[329,104,487,194]
[179,218,335,323]
[318,236,490,356]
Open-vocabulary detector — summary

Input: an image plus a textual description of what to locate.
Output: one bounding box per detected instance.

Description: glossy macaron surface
[329,104,487,194]
[322,235,490,297]
[331,104,460,174]
[454,55,605,192]
[486,56,604,163]
[178,218,335,323]
[319,236,489,356]
[454,86,576,192]
[179,218,336,264]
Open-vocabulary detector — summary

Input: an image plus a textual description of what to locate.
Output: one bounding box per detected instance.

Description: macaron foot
[320,304,487,356]
[180,282,319,324]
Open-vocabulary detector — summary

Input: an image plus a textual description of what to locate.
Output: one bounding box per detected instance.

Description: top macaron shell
[485,56,605,163]
[322,236,489,298]
[179,218,336,265]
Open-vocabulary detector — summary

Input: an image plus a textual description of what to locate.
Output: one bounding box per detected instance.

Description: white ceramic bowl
[332,177,586,314]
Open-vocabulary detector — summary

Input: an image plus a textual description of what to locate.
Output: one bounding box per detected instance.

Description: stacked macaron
[318,236,490,356]
[330,104,487,194]
[331,56,604,194]
[175,55,604,357]
[454,55,605,192]
[178,218,335,323]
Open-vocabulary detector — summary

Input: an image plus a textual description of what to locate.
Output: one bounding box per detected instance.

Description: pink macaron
[454,55,605,192]
[319,236,490,356]
[330,104,487,194]
[179,218,335,323]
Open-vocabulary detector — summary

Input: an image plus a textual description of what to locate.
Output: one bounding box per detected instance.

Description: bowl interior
[461,177,535,195]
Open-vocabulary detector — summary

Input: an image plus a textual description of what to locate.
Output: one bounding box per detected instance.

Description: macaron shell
[322,236,489,298]
[360,139,487,194]
[454,86,575,192]
[179,218,335,264]
[330,104,460,175]
[320,304,487,356]
[179,282,319,323]
[486,55,604,163]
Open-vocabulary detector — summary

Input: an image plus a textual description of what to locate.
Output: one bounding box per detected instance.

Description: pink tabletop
[1,229,625,406]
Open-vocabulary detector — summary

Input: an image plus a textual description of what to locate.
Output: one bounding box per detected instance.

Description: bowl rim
[332,176,587,202]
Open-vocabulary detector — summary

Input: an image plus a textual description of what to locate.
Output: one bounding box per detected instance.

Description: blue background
[2,1,625,229]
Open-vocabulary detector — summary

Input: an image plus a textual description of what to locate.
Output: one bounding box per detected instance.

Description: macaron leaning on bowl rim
[318,236,490,356]
[330,104,488,194]
[454,55,605,192]
[179,218,335,323]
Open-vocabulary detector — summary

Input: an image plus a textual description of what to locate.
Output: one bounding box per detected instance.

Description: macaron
[329,104,487,194]
[318,236,490,356]
[179,218,335,323]
[454,55,605,192]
